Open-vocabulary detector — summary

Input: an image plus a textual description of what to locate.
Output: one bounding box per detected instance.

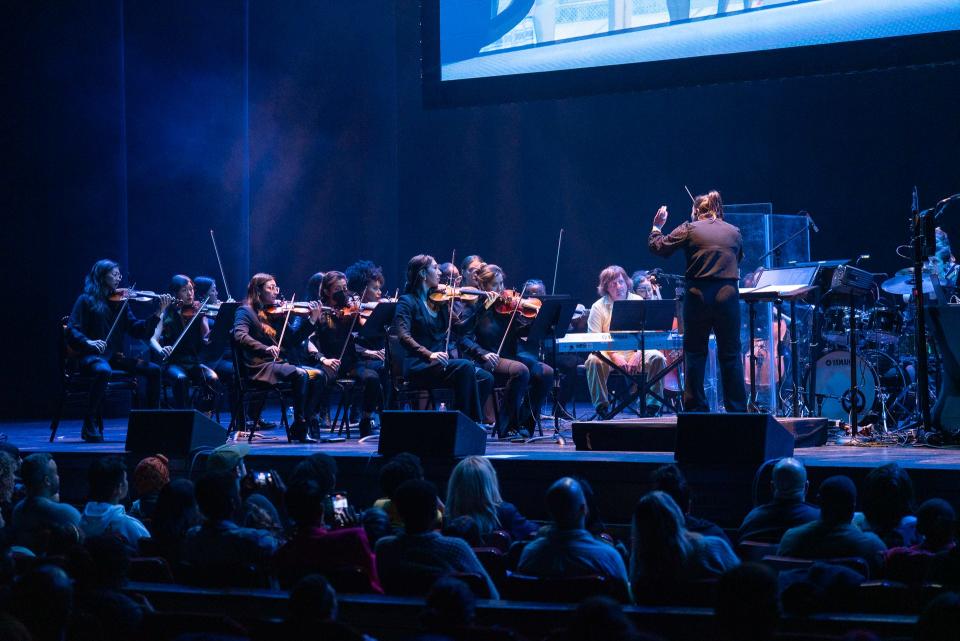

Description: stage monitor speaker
[572,421,676,452]
[675,412,793,465]
[378,410,486,458]
[126,410,227,458]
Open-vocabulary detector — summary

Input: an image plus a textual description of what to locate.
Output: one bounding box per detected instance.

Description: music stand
[596,299,676,420]
[355,302,397,443]
[524,295,577,445]
[201,302,240,366]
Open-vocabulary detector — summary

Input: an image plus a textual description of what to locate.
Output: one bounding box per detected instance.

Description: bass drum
[811,350,908,423]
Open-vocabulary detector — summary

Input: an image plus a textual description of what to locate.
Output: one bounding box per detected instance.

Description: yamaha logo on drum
[826,358,850,367]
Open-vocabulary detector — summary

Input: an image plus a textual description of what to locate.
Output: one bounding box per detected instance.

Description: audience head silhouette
[394,479,440,534]
[772,457,807,501]
[817,475,857,525]
[194,470,241,522]
[915,498,956,549]
[546,477,588,530]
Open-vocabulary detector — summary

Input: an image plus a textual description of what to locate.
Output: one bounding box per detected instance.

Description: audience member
[10,453,81,553]
[651,464,730,545]
[375,479,498,598]
[715,563,780,641]
[856,462,918,548]
[518,477,630,601]
[443,515,483,547]
[630,491,739,603]
[577,476,629,562]
[545,595,661,641]
[79,456,150,548]
[283,574,371,640]
[885,498,957,584]
[0,450,19,529]
[207,443,283,532]
[738,457,820,543]
[361,505,391,548]
[181,470,279,583]
[68,535,145,641]
[915,592,960,641]
[445,456,537,544]
[779,475,886,574]
[374,452,427,530]
[129,454,169,521]
[8,564,74,641]
[277,478,381,592]
[419,576,477,635]
[148,478,200,564]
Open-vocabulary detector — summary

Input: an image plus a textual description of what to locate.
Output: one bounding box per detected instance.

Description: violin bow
[103,282,135,347]
[443,249,456,360]
[551,229,563,296]
[273,293,296,363]
[163,296,211,363]
[209,229,234,302]
[684,185,696,204]
[496,283,528,358]
[337,285,369,363]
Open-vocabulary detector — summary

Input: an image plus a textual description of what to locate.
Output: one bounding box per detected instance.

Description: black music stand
[524,295,577,444]
[597,299,675,420]
[355,302,397,443]
[201,302,240,366]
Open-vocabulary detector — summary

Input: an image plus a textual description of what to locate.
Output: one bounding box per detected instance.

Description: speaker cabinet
[378,410,486,458]
[572,421,676,452]
[126,410,227,458]
[675,412,794,465]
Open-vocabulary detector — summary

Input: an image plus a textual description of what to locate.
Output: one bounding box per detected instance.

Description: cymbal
[882,272,933,295]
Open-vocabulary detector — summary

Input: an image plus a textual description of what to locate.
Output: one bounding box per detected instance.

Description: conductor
[647,190,748,413]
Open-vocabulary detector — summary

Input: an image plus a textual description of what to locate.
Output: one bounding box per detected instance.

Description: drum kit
[807,267,941,430]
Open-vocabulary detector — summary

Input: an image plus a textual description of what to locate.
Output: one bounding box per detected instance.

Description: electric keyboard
[556,331,682,353]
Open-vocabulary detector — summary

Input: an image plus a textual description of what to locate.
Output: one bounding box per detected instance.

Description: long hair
[630,491,692,585]
[405,254,434,295]
[193,276,216,300]
[597,265,630,298]
[473,263,504,292]
[83,259,120,309]
[345,260,384,296]
[445,456,503,536]
[245,273,275,309]
[305,272,325,301]
[460,255,483,274]
[167,274,193,298]
[320,271,347,306]
[693,190,724,220]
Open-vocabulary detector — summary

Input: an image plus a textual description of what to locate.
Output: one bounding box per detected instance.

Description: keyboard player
[585,265,668,417]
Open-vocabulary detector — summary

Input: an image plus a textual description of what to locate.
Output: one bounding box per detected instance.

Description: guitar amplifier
[831,264,873,294]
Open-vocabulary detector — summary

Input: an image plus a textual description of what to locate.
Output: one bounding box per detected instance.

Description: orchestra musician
[67,259,174,442]
[460,255,484,288]
[584,266,668,417]
[462,264,554,438]
[149,275,229,411]
[393,255,493,423]
[232,273,327,443]
[648,190,748,413]
[313,271,385,437]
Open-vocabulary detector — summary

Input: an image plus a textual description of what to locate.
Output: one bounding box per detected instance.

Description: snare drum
[863,306,903,346]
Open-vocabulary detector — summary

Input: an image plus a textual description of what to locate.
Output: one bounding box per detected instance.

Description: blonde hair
[445,456,503,535]
[474,263,504,292]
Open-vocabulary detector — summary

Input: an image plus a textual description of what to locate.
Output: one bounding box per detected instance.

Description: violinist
[439,262,460,285]
[313,271,384,437]
[460,255,484,288]
[392,255,493,423]
[232,273,327,443]
[463,264,554,438]
[193,276,222,304]
[631,270,662,300]
[584,265,667,417]
[66,259,174,442]
[148,275,228,411]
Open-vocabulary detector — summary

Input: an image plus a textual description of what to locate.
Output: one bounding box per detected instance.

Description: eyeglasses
[109,272,123,281]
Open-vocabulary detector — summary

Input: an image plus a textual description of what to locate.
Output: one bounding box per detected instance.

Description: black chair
[329,378,360,439]
[159,367,222,424]
[228,340,293,442]
[387,334,451,411]
[50,316,138,442]
[501,571,623,603]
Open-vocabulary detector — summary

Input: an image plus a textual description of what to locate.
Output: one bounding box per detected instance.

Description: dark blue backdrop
[3,1,958,418]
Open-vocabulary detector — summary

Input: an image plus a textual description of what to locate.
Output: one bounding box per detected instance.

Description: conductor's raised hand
[653,206,669,228]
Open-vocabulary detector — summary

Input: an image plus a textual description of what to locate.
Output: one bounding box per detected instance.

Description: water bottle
[438,402,447,412]
[286,406,295,424]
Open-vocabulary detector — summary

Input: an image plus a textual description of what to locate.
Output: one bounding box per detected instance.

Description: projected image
[440,0,960,81]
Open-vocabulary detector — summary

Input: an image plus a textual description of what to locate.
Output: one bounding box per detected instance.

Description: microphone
[801,210,819,233]
[855,254,870,265]
[912,186,919,217]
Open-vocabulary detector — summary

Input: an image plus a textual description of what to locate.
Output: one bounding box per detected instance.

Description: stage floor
[10,413,960,527]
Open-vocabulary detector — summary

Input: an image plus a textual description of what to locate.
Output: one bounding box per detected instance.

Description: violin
[108,288,163,303]
[428,284,484,303]
[175,299,219,320]
[493,289,542,318]
[264,300,335,317]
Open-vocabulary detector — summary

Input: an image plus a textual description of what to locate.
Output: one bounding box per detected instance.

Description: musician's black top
[648,218,743,280]
[393,294,485,375]
[67,295,160,357]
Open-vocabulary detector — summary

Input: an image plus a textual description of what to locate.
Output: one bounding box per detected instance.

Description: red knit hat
[132,454,170,496]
